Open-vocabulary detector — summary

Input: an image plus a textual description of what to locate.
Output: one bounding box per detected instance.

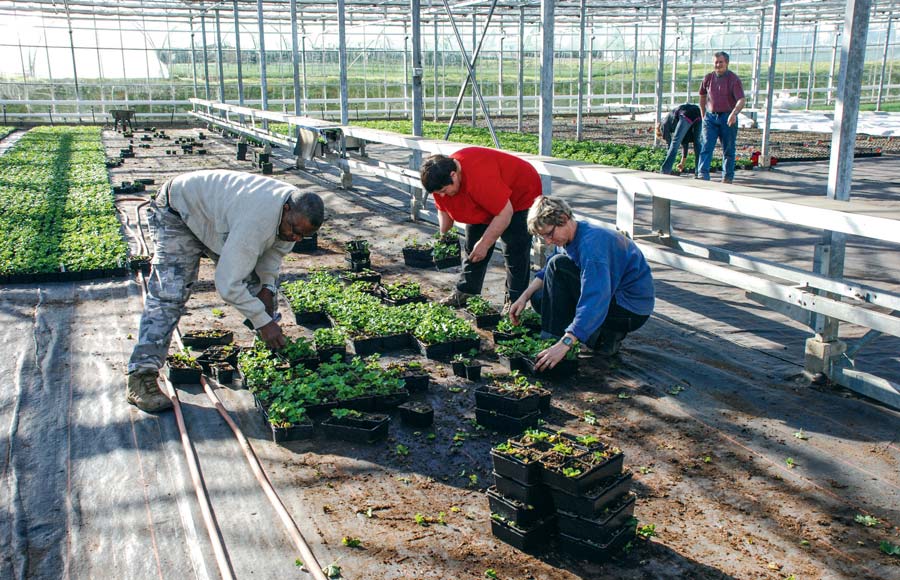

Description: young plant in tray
[168,351,201,369]
[465,296,498,316]
[431,231,461,261]
[381,279,423,301]
[313,327,346,349]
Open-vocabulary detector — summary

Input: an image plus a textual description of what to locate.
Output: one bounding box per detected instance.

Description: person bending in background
[420,146,542,309]
[509,197,655,371]
[126,169,324,413]
[659,103,702,175]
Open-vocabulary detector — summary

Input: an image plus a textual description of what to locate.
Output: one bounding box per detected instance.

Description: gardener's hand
[534,341,569,371]
[508,299,528,326]
[676,162,686,172]
[469,238,490,263]
[727,113,738,127]
[257,320,286,350]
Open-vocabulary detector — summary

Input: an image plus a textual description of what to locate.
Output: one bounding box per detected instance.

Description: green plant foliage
[0,126,129,275]
[313,327,346,349]
[465,296,498,316]
[354,120,753,172]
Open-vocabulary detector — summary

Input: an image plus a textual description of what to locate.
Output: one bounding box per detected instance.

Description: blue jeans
[661,119,700,175]
[698,112,738,181]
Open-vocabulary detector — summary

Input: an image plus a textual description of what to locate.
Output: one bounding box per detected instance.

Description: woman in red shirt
[420,147,542,307]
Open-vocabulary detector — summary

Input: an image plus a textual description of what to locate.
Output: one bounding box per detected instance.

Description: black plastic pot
[558,522,636,562]
[490,516,556,554]
[433,254,462,270]
[211,362,234,384]
[293,309,327,325]
[346,249,371,262]
[557,494,637,544]
[400,372,429,393]
[345,257,372,272]
[490,446,543,485]
[339,270,382,285]
[261,162,273,175]
[498,354,528,373]
[494,472,553,507]
[465,310,501,329]
[269,417,315,443]
[475,408,541,432]
[465,364,483,382]
[316,346,346,363]
[380,333,414,352]
[374,389,410,411]
[321,413,390,444]
[129,256,152,275]
[256,151,270,165]
[486,486,554,528]
[475,385,542,416]
[398,401,434,428]
[542,451,626,496]
[350,335,383,356]
[236,143,248,160]
[402,246,434,269]
[548,470,633,518]
[451,360,467,377]
[166,365,201,385]
[181,329,234,349]
[524,356,578,379]
[292,234,318,253]
[380,292,427,307]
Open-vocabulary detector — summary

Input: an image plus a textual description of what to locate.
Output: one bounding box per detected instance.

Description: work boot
[126,370,173,412]
[439,290,474,308]
[596,331,627,356]
[722,177,733,184]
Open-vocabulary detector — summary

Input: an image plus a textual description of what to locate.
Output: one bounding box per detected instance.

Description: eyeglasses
[537,224,557,241]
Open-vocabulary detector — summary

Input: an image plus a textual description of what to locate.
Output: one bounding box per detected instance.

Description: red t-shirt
[699,70,745,113]
[433,147,542,225]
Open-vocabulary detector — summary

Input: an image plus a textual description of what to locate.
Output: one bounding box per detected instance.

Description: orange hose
[201,377,328,580]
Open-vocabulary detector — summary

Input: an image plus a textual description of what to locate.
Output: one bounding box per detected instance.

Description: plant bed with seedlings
[166,352,202,384]
[463,296,502,329]
[313,327,347,363]
[339,268,381,285]
[321,408,390,444]
[385,361,430,392]
[401,232,462,270]
[181,328,234,349]
[475,372,550,416]
[378,279,427,306]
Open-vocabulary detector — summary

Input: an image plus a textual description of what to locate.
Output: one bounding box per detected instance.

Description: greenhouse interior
[0,0,898,578]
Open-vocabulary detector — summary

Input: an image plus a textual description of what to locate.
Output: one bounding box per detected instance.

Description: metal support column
[338,0,349,125]
[671,35,679,105]
[517,6,524,132]
[499,34,504,116]
[215,8,226,103]
[410,0,424,219]
[807,0,872,382]
[687,17,695,95]
[752,8,765,107]
[256,0,268,122]
[539,0,555,194]
[576,0,587,141]
[806,24,819,110]
[403,23,409,114]
[654,0,668,147]
[433,18,439,121]
[471,13,477,125]
[190,16,198,99]
[760,0,781,169]
[587,34,594,113]
[301,23,309,113]
[877,13,893,111]
[201,13,211,100]
[290,0,301,115]
[233,1,245,107]
[631,24,639,106]
[828,25,840,105]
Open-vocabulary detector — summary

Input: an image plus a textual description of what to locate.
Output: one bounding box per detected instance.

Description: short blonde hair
[527,197,573,236]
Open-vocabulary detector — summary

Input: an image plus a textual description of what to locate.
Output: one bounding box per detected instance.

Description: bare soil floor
[1,123,898,580]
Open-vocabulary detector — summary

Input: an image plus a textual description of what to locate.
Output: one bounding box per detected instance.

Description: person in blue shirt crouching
[508,197,655,371]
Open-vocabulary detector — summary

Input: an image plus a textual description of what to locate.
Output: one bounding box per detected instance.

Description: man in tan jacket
[126,169,324,412]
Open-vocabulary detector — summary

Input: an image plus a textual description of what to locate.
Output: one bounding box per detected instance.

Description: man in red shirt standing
[697,51,745,184]
[420,147,543,308]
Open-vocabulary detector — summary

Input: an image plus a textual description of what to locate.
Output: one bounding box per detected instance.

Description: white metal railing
[189,99,900,409]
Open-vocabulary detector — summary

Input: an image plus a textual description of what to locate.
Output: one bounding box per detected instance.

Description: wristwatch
[561,335,577,348]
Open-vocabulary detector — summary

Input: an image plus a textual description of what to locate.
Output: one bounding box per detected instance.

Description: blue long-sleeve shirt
[535,222,655,342]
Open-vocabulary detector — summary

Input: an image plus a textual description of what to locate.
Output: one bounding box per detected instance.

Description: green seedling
[639,466,654,475]
[583,410,598,425]
[785,457,796,469]
[667,385,685,396]
[618,392,631,399]
[793,429,809,440]
[484,569,499,579]
[341,536,361,548]
[636,523,657,539]
[396,444,410,456]
[703,456,712,464]
[211,307,225,318]
[323,563,342,578]
[468,473,479,487]
[880,541,900,556]
[562,466,583,478]
[854,514,879,527]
